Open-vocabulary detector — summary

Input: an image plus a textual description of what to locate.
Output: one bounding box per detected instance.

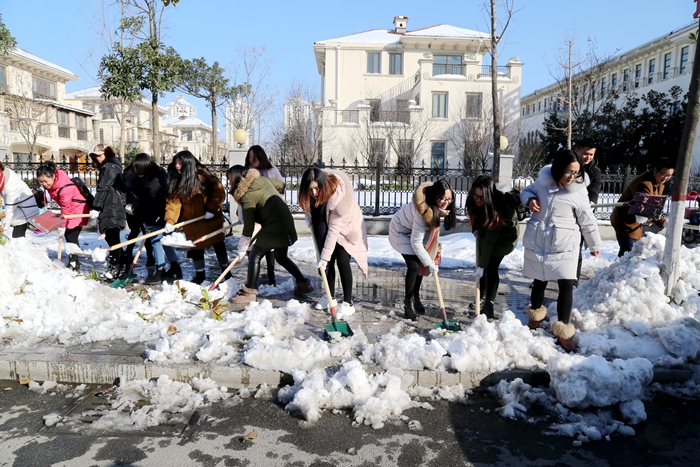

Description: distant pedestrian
[90,146,127,280]
[466,175,519,319]
[389,180,456,321]
[227,165,313,305]
[36,161,90,271]
[520,149,602,351]
[299,167,368,312]
[610,157,674,257]
[0,161,41,239]
[164,150,229,285]
[573,138,601,288]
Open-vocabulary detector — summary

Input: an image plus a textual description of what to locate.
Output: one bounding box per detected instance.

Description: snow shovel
[208,256,240,291]
[106,215,206,251]
[32,211,66,233]
[109,240,147,288]
[310,231,352,339]
[432,271,460,332]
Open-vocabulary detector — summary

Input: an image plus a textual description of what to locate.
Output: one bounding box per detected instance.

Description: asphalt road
[2,379,700,467]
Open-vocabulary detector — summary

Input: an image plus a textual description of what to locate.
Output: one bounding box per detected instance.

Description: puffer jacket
[45,169,89,230]
[92,157,127,233]
[130,165,169,227]
[164,170,225,250]
[519,165,602,281]
[305,169,368,277]
[0,166,40,228]
[389,181,441,268]
[234,169,297,250]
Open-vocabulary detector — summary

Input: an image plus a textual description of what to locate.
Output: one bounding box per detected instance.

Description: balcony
[432,64,465,77]
[335,110,359,124]
[58,126,70,138]
[479,66,509,78]
[370,110,410,124]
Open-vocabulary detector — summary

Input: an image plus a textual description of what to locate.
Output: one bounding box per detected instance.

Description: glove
[428,263,438,274]
[635,215,647,224]
[90,210,99,218]
[317,259,328,270]
[663,219,669,228]
[237,235,251,258]
[474,267,484,279]
[164,223,175,233]
[204,211,214,220]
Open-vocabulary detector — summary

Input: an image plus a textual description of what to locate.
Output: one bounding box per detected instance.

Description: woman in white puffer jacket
[0,162,40,239]
[519,149,602,351]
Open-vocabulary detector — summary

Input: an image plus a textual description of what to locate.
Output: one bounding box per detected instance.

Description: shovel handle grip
[108,215,206,251]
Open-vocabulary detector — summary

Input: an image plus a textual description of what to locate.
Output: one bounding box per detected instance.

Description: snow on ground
[2,229,700,441]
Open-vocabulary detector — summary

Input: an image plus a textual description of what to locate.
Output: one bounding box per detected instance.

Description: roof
[162,116,212,131]
[65,86,166,111]
[5,48,79,82]
[316,23,489,44]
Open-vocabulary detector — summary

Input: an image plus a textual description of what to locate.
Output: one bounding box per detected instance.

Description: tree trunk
[490,0,500,183]
[567,40,573,150]
[119,102,126,161]
[152,94,160,161]
[662,18,700,295]
[211,101,217,163]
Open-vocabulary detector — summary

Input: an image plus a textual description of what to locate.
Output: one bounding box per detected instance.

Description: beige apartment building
[520,21,699,172]
[313,16,523,170]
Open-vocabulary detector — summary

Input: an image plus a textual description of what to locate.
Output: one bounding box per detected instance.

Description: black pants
[264,251,276,282]
[402,254,424,301]
[189,240,229,266]
[479,254,505,302]
[323,244,353,303]
[11,222,28,238]
[247,245,304,288]
[104,228,123,263]
[125,218,153,261]
[531,278,575,324]
[64,226,82,246]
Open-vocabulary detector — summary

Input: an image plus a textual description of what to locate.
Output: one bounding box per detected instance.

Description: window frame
[648,58,656,84]
[389,52,403,75]
[663,52,672,79]
[432,92,448,119]
[680,46,689,74]
[634,64,642,88]
[367,52,381,74]
[465,92,482,120]
[32,76,56,100]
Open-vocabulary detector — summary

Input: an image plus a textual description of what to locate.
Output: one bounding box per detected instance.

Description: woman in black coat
[90,146,127,279]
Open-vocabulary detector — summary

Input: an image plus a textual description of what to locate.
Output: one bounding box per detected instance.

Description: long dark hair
[466,175,508,229]
[132,153,159,180]
[167,150,205,199]
[298,168,340,212]
[226,165,248,197]
[245,145,273,171]
[36,161,57,179]
[423,179,456,229]
[551,149,585,186]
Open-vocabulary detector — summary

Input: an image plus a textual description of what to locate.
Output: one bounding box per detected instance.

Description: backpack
[505,189,529,221]
[56,177,94,209]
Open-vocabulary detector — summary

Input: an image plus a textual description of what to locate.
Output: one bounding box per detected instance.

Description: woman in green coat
[465,175,519,318]
[227,165,313,304]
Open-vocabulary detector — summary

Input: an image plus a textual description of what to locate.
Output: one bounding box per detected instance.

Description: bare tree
[4,71,54,160]
[445,94,493,174]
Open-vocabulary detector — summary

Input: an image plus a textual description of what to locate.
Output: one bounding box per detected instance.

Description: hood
[233,168,260,202]
[324,169,354,216]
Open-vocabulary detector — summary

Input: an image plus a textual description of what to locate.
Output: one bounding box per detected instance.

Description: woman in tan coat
[164,151,229,284]
[610,158,674,257]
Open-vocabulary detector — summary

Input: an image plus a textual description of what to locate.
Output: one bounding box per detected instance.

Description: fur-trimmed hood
[413,181,436,227]
[324,169,354,216]
[233,168,261,202]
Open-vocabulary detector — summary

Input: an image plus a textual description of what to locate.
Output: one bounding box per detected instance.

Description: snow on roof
[162,116,212,130]
[9,48,79,81]
[316,23,488,44]
[65,86,165,111]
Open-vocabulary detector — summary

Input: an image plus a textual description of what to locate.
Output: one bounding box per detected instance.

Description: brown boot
[525,305,547,329]
[552,321,576,352]
[293,278,313,295]
[230,284,257,304]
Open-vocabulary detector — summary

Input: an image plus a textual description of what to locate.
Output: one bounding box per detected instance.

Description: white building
[165,95,197,119]
[0,47,98,165]
[162,96,226,163]
[284,94,312,131]
[312,16,523,170]
[520,21,699,172]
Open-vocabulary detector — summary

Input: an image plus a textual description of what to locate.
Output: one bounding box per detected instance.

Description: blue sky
[1,0,696,134]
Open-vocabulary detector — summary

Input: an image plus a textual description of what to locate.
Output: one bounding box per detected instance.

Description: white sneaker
[314,296,337,310]
[337,301,356,319]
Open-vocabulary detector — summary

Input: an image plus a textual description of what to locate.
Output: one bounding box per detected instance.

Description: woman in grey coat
[520,149,602,351]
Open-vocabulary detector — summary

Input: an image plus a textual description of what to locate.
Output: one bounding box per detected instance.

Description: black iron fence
[5,154,700,220]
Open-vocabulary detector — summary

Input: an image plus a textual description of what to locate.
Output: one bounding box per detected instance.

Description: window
[181,130,193,141]
[634,64,642,88]
[663,53,671,79]
[465,92,482,119]
[370,138,385,164]
[648,58,656,84]
[82,103,95,113]
[0,65,6,93]
[101,104,115,120]
[522,107,526,116]
[433,55,463,75]
[368,99,381,122]
[680,46,689,74]
[600,77,606,99]
[58,110,70,138]
[389,53,403,75]
[431,142,446,175]
[32,76,56,99]
[611,73,618,92]
[397,139,414,166]
[367,52,381,73]
[623,68,630,91]
[432,92,448,118]
[76,115,88,141]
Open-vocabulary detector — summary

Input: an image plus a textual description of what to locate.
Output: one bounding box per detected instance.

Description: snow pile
[161,232,194,248]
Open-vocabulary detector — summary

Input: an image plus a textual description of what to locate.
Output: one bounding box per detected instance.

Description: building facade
[312,16,523,170]
[162,96,226,163]
[520,21,699,172]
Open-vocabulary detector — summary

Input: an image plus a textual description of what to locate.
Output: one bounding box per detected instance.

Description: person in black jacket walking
[90,146,127,279]
[573,138,601,288]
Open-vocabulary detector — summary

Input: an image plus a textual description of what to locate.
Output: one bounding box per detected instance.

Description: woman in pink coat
[299,168,368,312]
[37,161,90,271]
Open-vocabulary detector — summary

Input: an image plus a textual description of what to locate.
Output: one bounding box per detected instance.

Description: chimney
[393,16,408,33]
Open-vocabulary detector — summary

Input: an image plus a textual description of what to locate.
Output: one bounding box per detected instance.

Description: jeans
[146,226,179,268]
[616,232,637,257]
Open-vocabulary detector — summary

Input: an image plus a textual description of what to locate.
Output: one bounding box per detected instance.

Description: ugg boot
[67,254,80,272]
[230,284,257,304]
[412,292,426,315]
[525,305,547,329]
[294,278,313,295]
[552,321,576,352]
[145,267,166,284]
[192,270,206,285]
[166,261,183,281]
[404,297,418,321]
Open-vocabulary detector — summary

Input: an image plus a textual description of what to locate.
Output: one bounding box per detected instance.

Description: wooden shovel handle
[193,222,238,245]
[108,215,206,251]
[208,256,240,291]
[310,229,337,318]
[61,214,93,219]
[433,271,445,310]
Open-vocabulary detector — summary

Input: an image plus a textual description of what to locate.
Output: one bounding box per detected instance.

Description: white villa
[312,15,523,170]
[520,21,700,172]
[161,96,226,163]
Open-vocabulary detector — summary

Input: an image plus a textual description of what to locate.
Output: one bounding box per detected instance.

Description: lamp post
[639,138,648,157]
[233,129,247,148]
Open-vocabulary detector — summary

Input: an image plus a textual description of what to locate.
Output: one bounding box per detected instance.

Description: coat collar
[413,181,436,226]
[233,168,260,202]
[538,165,589,195]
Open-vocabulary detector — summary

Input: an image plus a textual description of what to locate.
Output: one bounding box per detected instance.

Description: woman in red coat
[36,161,90,271]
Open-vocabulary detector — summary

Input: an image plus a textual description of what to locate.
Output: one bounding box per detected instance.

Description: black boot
[413,292,426,315]
[404,298,418,321]
[166,261,182,281]
[67,254,80,272]
[219,264,233,281]
[482,300,495,319]
[145,267,166,284]
[192,270,206,285]
[103,257,122,281]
